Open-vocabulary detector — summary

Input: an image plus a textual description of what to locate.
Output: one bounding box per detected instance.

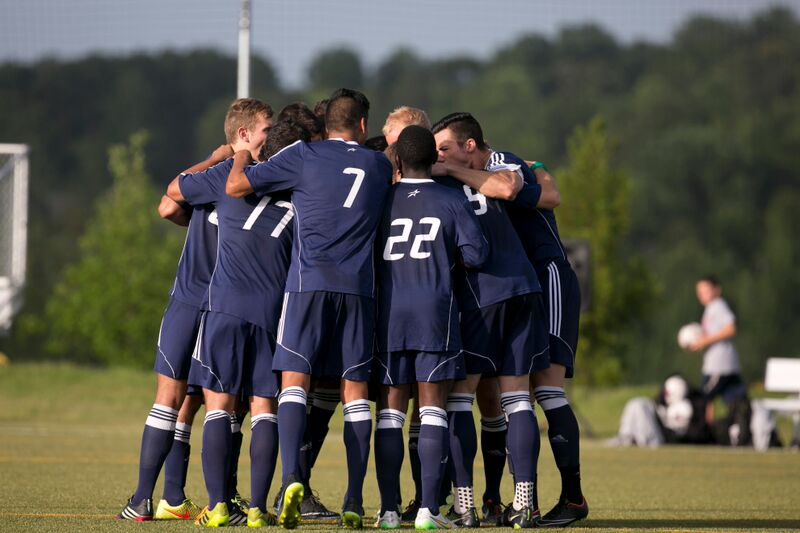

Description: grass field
[1,363,799,532]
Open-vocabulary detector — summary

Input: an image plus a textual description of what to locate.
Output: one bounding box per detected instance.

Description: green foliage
[34,132,183,367]
[558,117,655,384]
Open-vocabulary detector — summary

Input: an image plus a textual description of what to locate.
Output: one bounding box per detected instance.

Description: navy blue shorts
[153,298,204,381]
[702,373,747,405]
[461,293,550,377]
[538,259,580,378]
[191,311,280,398]
[374,350,465,386]
[275,291,375,382]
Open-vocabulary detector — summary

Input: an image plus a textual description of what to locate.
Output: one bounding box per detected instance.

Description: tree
[36,132,184,367]
[557,117,655,384]
[307,47,364,93]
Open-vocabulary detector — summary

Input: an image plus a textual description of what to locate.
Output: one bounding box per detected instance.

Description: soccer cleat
[415,507,454,530]
[339,497,365,529]
[228,504,249,526]
[232,492,250,513]
[538,497,589,528]
[154,498,202,520]
[481,499,504,526]
[278,482,304,529]
[247,507,277,528]
[501,504,540,529]
[300,490,340,520]
[376,509,401,530]
[445,506,480,528]
[116,495,153,522]
[195,502,230,527]
[400,499,421,524]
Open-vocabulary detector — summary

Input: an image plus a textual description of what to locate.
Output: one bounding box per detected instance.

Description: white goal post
[0,143,29,333]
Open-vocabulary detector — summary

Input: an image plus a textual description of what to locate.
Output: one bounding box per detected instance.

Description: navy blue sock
[227,413,244,502]
[250,413,279,513]
[501,392,539,484]
[375,409,405,514]
[534,387,583,503]
[278,387,307,485]
[408,422,422,501]
[299,388,338,487]
[446,393,476,489]
[419,407,449,514]
[162,421,192,505]
[201,410,233,509]
[342,400,372,507]
[480,415,507,504]
[133,404,178,503]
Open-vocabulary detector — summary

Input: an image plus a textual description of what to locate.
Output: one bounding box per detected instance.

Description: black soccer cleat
[501,504,540,529]
[538,497,589,528]
[116,495,153,522]
[300,490,340,520]
[445,505,480,528]
[481,498,505,526]
[400,499,421,524]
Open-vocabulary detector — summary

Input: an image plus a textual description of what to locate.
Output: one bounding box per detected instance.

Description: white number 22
[383,217,441,261]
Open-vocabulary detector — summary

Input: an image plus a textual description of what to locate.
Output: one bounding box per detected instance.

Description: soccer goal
[0,144,29,333]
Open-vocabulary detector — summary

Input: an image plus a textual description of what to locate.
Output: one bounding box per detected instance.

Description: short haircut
[260,119,311,161]
[277,102,323,140]
[224,98,273,144]
[698,274,721,287]
[325,88,370,133]
[396,125,438,173]
[431,111,487,150]
[364,135,388,152]
[383,106,431,136]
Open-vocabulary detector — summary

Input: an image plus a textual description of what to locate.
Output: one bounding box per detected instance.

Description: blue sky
[1,0,796,88]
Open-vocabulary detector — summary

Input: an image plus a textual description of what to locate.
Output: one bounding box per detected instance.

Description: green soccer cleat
[154,498,202,520]
[247,507,277,528]
[278,482,304,529]
[339,497,364,529]
[375,509,401,530]
[195,502,230,528]
[232,492,250,513]
[414,507,454,530]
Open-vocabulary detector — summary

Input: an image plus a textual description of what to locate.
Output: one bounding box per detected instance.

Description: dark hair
[325,88,370,133]
[431,111,487,150]
[698,274,721,287]
[277,102,323,139]
[396,125,438,173]
[260,119,311,161]
[364,135,388,152]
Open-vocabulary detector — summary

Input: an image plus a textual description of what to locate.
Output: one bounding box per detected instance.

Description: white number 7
[342,167,365,208]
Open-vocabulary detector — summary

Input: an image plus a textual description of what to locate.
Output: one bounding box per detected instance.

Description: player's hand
[211,144,235,162]
[233,149,254,164]
[688,337,707,352]
[431,162,447,176]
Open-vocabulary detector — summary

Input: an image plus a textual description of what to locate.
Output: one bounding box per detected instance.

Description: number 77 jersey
[243,138,393,297]
[376,178,488,353]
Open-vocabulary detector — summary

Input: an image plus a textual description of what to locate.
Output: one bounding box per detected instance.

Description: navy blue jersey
[376,178,488,352]
[243,138,393,297]
[436,175,540,310]
[487,151,568,273]
[169,204,218,309]
[179,160,292,333]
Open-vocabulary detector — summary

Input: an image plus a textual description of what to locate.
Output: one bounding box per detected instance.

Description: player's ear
[237,125,249,144]
[464,138,476,153]
[359,117,367,136]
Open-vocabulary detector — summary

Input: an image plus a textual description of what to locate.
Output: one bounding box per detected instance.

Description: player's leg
[339,378,372,527]
[248,396,279,527]
[157,390,204,520]
[199,389,237,527]
[275,371,311,529]
[475,376,507,524]
[227,397,249,514]
[401,390,423,523]
[375,379,411,529]
[446,373,481,527]
[415,380,454,530]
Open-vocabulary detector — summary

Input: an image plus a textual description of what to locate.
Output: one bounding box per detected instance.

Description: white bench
[759,358,800,446]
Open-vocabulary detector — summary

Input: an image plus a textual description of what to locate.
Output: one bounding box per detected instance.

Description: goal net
[0,144,29,333]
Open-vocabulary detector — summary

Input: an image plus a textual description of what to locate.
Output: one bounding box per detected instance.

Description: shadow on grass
[585,519,800,529]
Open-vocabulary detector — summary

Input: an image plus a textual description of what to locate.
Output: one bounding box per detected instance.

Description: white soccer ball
[677,322,703,350]
[664,399,693,435]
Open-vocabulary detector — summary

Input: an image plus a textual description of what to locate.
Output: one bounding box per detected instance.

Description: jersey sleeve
[243,140,304,194]
[454,199,489,269]
[512,179,543,210]
[179,163,228,206]
[713,300,736,327]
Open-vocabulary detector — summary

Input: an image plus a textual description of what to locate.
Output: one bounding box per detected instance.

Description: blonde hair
[382,106,431,137]
[224,98,273,144]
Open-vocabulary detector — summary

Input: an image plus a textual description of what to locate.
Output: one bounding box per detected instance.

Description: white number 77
[342,167,365,208]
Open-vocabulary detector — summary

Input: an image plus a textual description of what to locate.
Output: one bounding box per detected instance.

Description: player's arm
[689,323,736,352]
[528,161,560,210]
[158,194,190,226]
[433,163,523,201]
[455,201,489,269]
[226,150,255,198]
[227,141,304,198]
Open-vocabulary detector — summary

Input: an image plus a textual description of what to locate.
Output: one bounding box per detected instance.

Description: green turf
[1,363,799,532]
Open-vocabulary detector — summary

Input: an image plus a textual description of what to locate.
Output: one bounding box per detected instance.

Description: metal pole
[237,0,251,98]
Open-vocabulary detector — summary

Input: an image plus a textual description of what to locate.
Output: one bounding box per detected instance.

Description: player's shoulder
[399,178,464,205]
[492,150,525,167]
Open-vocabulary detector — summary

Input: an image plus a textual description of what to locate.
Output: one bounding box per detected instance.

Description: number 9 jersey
[376,178,488,353]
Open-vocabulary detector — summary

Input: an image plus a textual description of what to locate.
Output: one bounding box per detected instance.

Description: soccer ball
[677,322,703,350]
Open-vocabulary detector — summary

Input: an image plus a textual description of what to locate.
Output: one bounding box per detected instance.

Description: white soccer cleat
[415,507,454,530]
[376,509,401,530]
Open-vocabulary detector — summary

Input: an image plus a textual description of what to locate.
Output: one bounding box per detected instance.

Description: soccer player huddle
[116,88,587,530]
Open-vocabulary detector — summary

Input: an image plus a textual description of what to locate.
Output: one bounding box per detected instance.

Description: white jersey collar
[399,178,434,184]
[328,137,359,145]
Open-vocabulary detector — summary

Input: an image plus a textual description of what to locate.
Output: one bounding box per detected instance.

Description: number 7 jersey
[376,178,488,352]
[243,138,393,297]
